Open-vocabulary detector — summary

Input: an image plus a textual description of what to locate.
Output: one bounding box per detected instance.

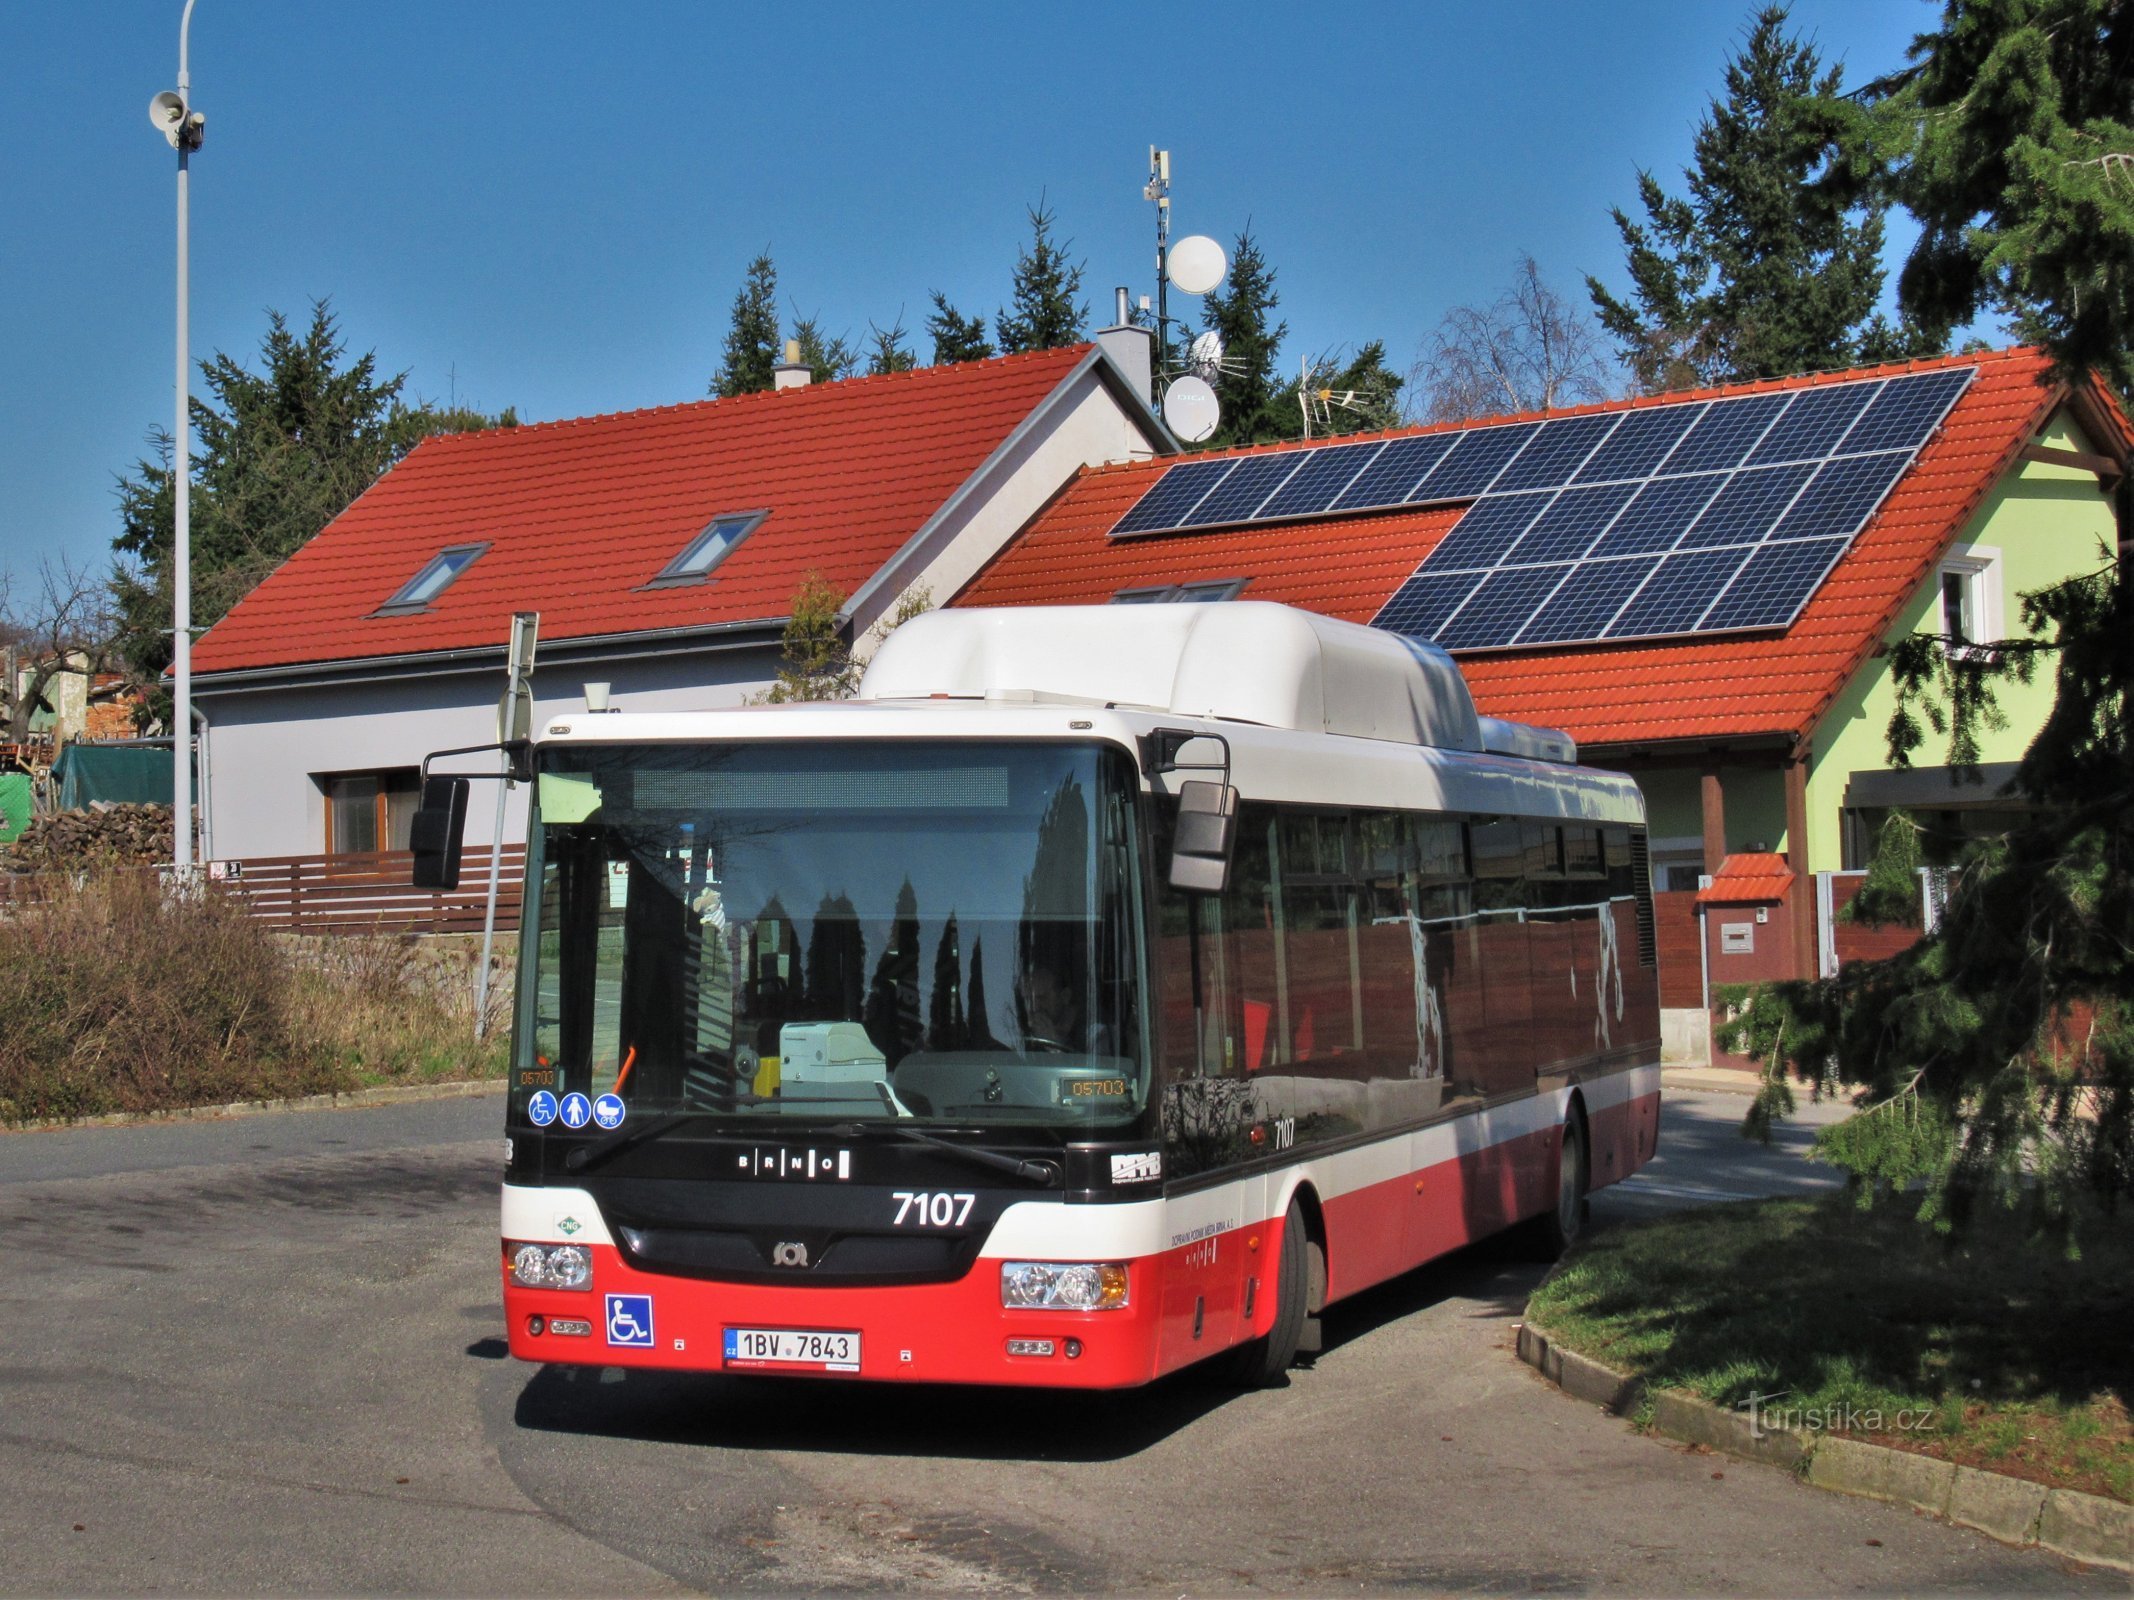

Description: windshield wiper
[827,1121,1060,1186]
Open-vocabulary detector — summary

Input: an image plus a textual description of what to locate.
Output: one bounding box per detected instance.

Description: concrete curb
[1515,1322,2131,1572]
[3,1076,507,1135]
[1659,1065,1764,1097]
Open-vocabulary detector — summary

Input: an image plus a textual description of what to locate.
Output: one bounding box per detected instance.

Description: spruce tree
[711,253,781,397]
[1884,0,2134,390]
[866,317,918,376]
[1719,4,2134,1228]
[994,202,1089,354]
[788,313,857,384]
[926,291,995,365]
[1198,230,1288,446]
[110,300,512,689]
[1588,6,1936,392]
[1281,342,1405,439]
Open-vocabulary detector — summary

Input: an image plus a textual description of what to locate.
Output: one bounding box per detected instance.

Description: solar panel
[1110,457,1234,536]
[1659,391,1793,475]
[1697,538,1851,630]
[1490,413,1621,493]
[1258,440,1384,521]
[1840,369,1974,454]
[1768,451,1910,539]
[1412,422,1541,500]
[1107,365,1973,651]
[1420,493,1551,571]
[1590,473,1728,556]
[1374,568,1485,639]
[1503,482,1640,566]
[1515,557,1657,646]
[1435,563,1572,650]
[1604,547,1746,639]
[1674,463,1816,549]
[1747,380,1879,465]
[1575,404,1702,483]
[1332,434,1457,511]
[1177,453,1303,527]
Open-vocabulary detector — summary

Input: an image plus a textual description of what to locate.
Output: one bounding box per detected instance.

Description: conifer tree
[1198,231,1288,446]
[712,253,781,397]
[111,301,513,690]
[866,317,918,376]
[1282,342,1405,439]
[1719,3,2133,1227]
[1883,0,2134,390]
[1588,6,1935,392]
[994,202,1088,354]
[926,291,995,365]
[788,313,857,384]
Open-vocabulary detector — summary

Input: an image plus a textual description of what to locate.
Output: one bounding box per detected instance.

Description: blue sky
[1,1,1943,582]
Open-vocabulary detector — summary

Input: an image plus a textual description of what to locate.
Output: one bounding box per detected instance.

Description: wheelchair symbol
[605,1294,654,1348]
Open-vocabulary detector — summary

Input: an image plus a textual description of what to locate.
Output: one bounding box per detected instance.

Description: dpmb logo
[605,1294,654,1348]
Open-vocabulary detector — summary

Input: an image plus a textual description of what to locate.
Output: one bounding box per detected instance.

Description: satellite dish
[1187,330,1225,378]
[1163,375,1221,443]
[1167,234,1227,296]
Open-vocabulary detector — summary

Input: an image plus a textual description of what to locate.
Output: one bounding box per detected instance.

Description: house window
[1935,546,2001,650]
[322,770,422,855]
[648,511,767,586]
[375,543,486,615]
[1110,579,1247,604]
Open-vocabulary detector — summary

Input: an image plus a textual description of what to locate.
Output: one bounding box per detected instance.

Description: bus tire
[1220,1198,1310,1387]
[1527,1107,1589,1260]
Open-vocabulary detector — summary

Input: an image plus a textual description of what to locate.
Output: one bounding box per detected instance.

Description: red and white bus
[468,603,1660,1388]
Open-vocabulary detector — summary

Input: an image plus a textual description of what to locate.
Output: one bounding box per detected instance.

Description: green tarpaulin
[52,743,184,810]
[0,772,30,844]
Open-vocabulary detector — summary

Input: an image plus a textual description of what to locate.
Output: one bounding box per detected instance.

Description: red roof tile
[957,348,2128,750]
[193,345,1098,676]
[1697,852,1794,904]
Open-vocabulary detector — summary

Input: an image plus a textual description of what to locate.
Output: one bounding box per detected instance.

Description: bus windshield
[518,740,1147,1134]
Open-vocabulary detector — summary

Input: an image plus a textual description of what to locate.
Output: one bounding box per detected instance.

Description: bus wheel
[1528,1109,1589,1261]
[1220,1198,1310,1387]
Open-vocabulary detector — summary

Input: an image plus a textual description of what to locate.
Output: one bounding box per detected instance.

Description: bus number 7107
[892,1191,977,1227]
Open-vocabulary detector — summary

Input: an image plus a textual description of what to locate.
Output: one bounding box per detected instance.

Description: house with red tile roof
[953,346,2131,1054]
[192,332,1168,859]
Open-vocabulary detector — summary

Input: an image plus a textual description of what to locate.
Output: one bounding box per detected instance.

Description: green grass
[1528,1195,2134,1503]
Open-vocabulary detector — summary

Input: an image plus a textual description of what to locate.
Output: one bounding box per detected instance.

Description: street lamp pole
[153,1,204,877]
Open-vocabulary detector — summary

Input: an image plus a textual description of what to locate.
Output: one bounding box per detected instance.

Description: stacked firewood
[1,803,175,873]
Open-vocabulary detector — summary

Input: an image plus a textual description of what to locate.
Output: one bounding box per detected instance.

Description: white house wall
[196,647,774,860]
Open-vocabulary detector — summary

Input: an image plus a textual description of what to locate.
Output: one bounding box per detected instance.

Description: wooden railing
[218,846,525,935]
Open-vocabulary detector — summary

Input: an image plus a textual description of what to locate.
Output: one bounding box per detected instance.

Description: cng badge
[605,1294,654,1348]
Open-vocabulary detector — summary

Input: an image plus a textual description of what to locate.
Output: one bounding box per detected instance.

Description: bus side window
[1467,819,1536,1096]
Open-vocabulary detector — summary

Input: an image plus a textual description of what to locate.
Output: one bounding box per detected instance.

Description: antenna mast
[1144,146,1173,393]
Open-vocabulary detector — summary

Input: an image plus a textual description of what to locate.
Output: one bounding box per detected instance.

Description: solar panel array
[1107,367,1975,650]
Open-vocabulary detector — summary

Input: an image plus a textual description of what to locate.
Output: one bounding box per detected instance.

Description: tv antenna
[1297,352,1394,440]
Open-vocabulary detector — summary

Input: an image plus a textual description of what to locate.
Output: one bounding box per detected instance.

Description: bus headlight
[509,1242,592,1290]
[1000,1261,1128,1311]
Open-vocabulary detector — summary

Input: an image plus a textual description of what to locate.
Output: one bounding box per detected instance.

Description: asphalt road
[0,1084,2112,1596]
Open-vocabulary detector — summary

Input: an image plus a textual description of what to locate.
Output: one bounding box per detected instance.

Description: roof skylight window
[374,543,486,615]
[650,511,767,586]
[1110,579,1246,604]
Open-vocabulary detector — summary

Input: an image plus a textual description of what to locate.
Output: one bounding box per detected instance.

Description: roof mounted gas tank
[860,602,1487,752]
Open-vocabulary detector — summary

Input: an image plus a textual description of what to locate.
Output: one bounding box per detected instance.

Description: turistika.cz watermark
[1741,1391,1937,1440]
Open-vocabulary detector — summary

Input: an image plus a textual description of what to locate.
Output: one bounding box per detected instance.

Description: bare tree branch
[1409,255,1621,423]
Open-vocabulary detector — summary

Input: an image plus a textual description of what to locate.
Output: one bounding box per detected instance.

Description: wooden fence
[217,846,526,935]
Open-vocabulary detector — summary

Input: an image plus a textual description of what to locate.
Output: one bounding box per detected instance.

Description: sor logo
[771,1241,810,1268]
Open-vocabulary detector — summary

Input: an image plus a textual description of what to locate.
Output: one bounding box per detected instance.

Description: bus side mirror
[1169,780,1238,894]
[410,776,470,891]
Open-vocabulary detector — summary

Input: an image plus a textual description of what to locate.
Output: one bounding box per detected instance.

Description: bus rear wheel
[1220,1197,1310,1387]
